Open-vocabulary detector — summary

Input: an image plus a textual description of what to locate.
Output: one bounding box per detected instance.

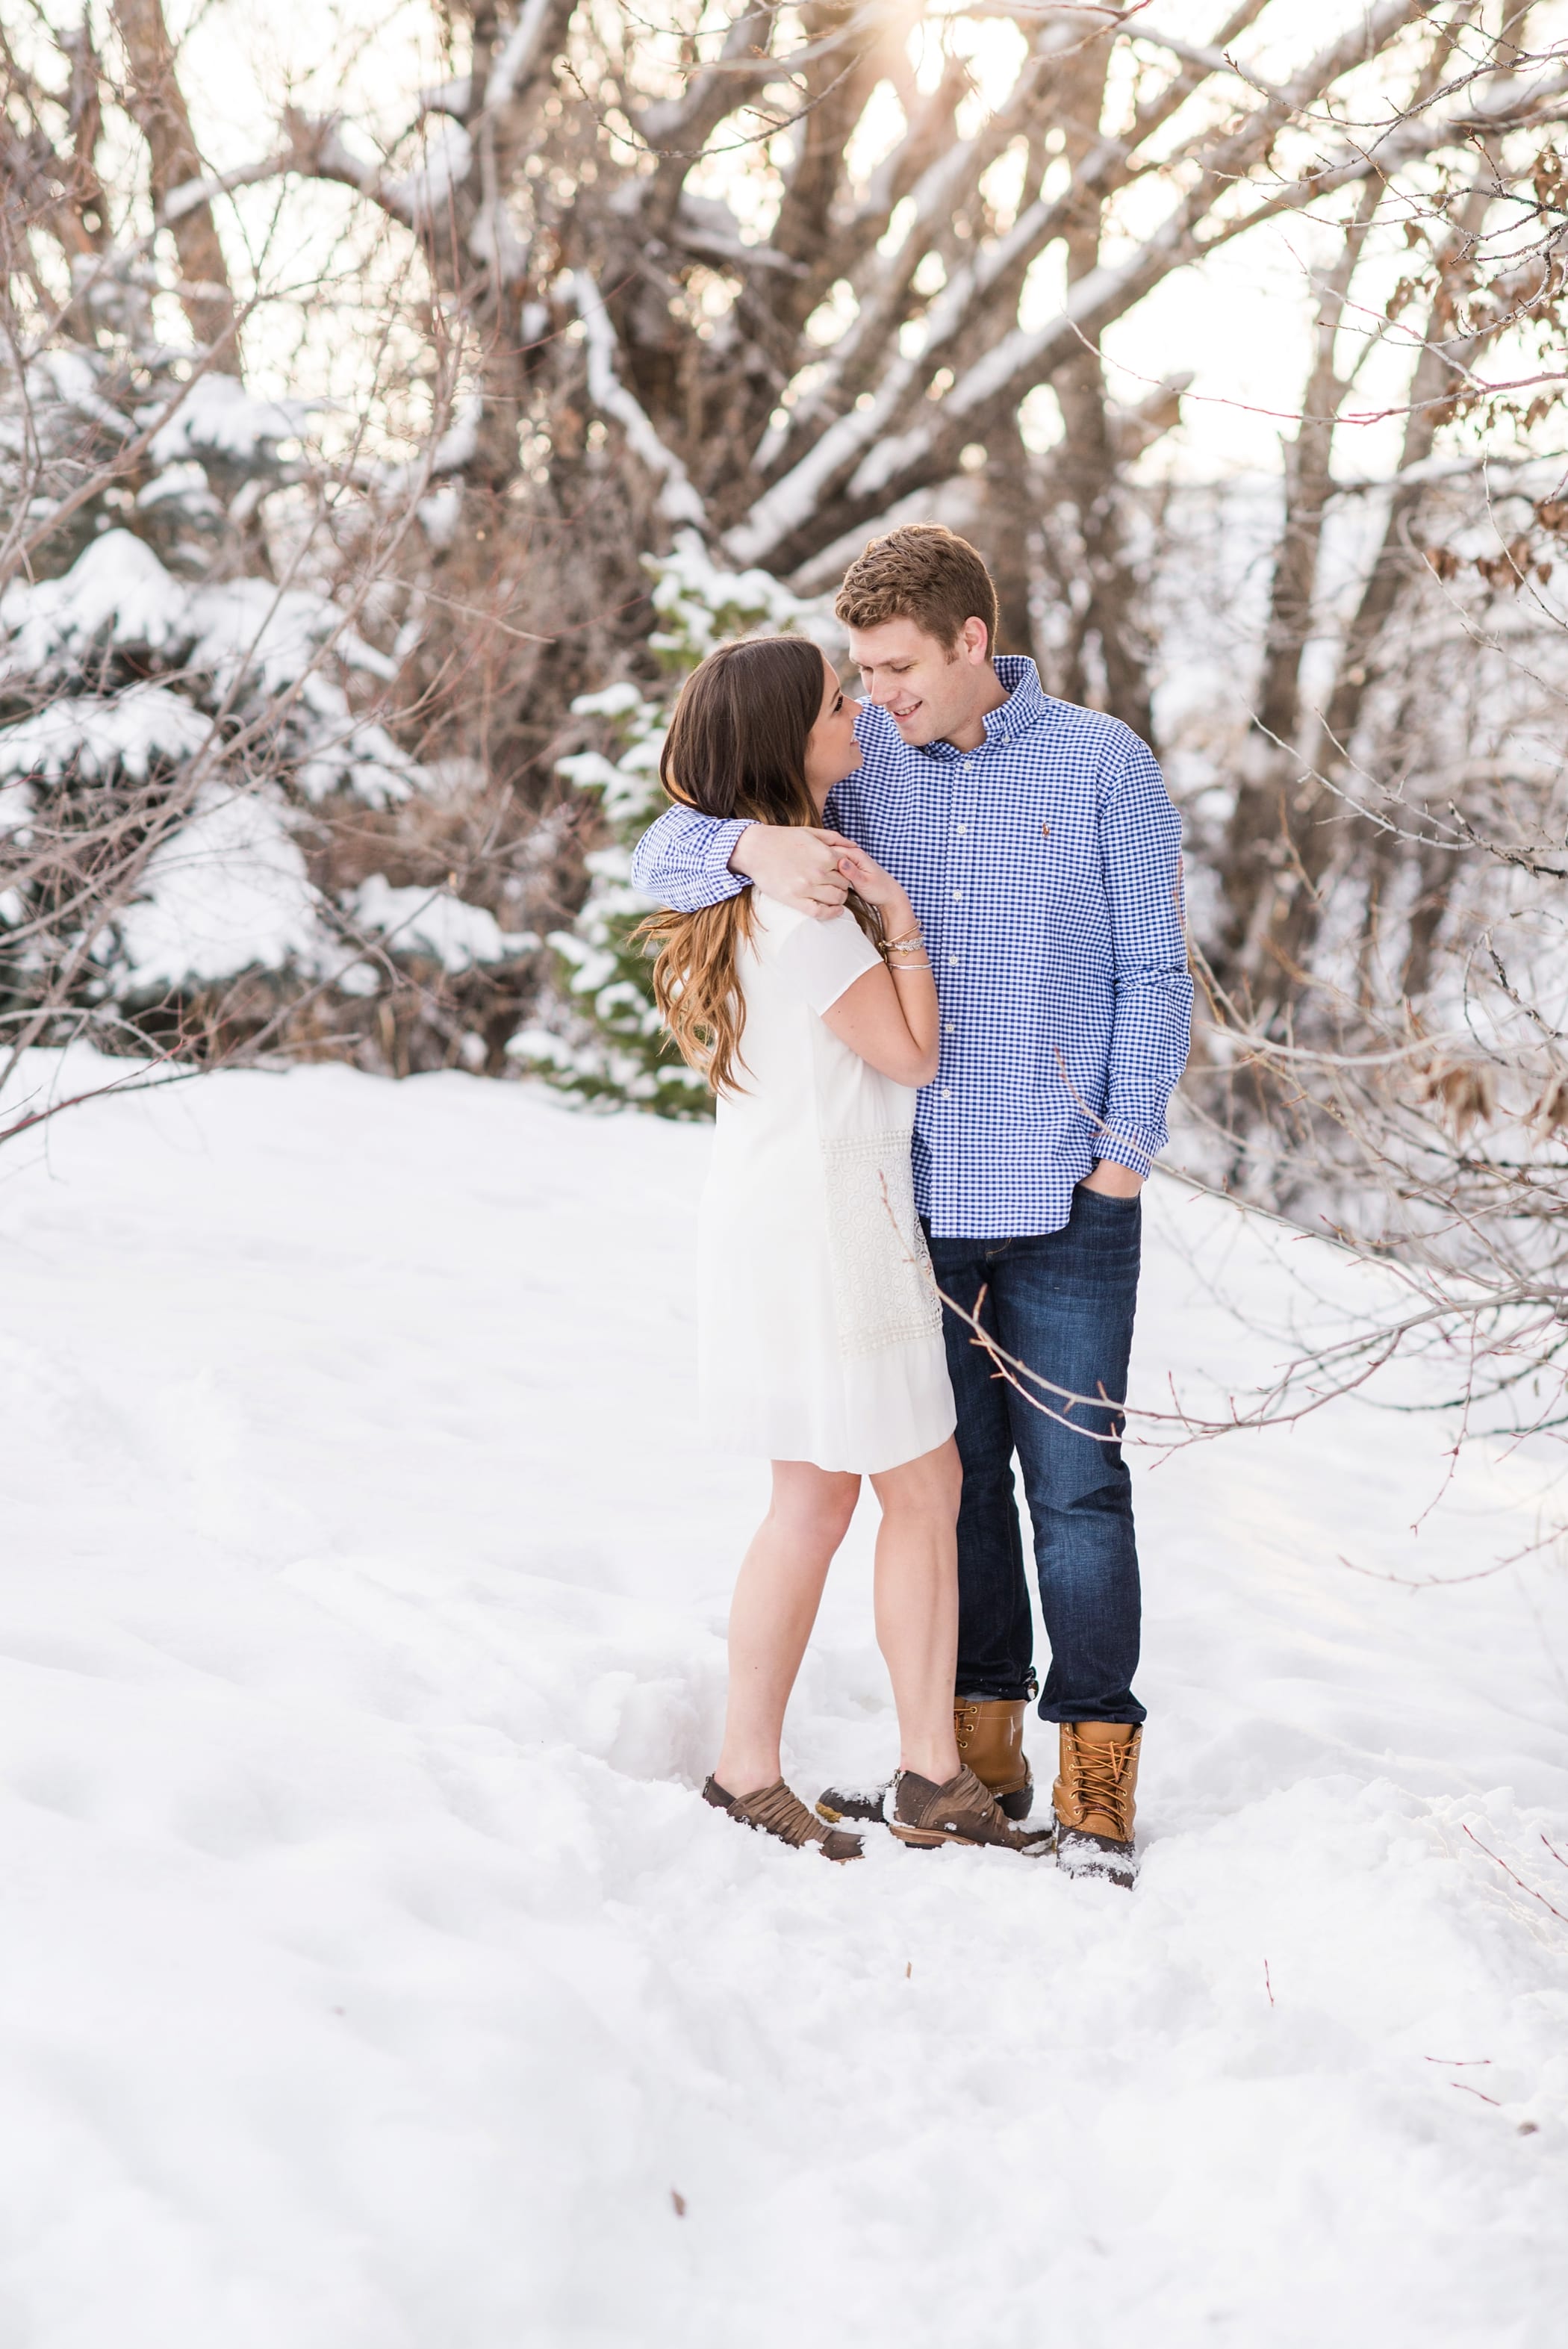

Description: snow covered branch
[566,274,706,532]
[483,0,570,111]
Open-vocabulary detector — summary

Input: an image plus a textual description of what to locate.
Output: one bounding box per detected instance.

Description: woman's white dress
[697,898,956,1475]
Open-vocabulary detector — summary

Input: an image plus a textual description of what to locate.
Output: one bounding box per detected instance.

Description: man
[632,526,1190,1885]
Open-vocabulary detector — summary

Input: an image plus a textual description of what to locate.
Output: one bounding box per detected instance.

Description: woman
[646,636,1050,1862]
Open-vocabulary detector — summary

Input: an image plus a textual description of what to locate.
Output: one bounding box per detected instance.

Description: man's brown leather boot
[953,1696,1034,1820]
[1053,1721,1142,1888]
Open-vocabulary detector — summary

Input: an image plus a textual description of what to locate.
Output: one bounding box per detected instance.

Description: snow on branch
[115,786,329,989]
[485,0,561,109]
[727,0,1566,568]
[0,532,393,700]
[0,687,214,783]
[161,152,295,225]
[145,375,311,467]
[567,274,706,530]
[279,112,424,230]
[385,118,473,224]
[1120,23,1289,102]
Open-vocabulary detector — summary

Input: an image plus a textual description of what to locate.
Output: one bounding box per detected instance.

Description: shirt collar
[983,656,1047,742]
[916,655,1048,758]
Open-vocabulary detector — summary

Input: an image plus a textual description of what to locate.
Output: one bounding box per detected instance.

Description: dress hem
[700,1413,957,1478]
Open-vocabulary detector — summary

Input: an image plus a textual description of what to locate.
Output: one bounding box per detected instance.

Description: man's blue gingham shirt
[631,656,1192,1239]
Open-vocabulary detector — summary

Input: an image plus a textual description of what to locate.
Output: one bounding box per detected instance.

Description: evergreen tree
[1,261,535,1079]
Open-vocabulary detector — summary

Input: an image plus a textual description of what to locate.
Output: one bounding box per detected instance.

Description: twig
[1463,1824,1568,1925]
[0,1056,202,1148]
[1337,1552,1519,1590]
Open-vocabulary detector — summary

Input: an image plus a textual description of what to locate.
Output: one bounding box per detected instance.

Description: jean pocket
[1075,1185,1142,1226]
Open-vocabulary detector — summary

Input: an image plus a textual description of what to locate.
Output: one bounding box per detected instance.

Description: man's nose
[865,676,897,703]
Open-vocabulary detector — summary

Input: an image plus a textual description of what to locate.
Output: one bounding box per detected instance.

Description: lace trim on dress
[822,1128,943,1359]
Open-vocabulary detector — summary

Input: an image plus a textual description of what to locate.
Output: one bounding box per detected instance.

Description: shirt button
[948,954,958,966]
[956,824,967,836]
[951,889,962,902]
[942,1086,952,1098]
[944,1022,954,1034]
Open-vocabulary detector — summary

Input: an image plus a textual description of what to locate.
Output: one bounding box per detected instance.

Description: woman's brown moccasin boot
[953,1695,1034,1820]
[814,1776,891,1826]
[704,1776,863,1861]
[1052,1722,1141,1888]
[816,1694,1035,1828]
[889,1764,1054,1855]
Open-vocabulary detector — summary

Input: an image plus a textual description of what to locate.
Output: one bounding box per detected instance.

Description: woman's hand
[834,844,914,928]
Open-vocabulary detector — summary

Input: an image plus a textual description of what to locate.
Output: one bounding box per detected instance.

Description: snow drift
[0,1054,1563,2348]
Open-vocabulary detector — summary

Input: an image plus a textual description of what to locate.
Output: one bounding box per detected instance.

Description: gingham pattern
[631,657,1192,1238]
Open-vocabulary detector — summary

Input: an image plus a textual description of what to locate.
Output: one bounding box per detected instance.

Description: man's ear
[960,616,991,664]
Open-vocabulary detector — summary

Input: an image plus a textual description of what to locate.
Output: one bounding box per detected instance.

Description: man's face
[845,615,992,747]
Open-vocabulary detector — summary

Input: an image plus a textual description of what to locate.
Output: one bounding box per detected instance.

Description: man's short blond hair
[834,524,1000,656]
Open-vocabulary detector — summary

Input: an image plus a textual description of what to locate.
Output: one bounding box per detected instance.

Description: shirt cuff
[706,818,756,883]
[1083,1119,1159,1179]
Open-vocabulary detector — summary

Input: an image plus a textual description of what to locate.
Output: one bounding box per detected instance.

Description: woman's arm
[818,848,940,1088]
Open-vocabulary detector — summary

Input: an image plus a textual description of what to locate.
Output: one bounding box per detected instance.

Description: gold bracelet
[889,956,931,974]
[883,927,924,952]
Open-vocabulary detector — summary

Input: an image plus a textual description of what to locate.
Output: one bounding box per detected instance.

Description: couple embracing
[633,526,1191,1888]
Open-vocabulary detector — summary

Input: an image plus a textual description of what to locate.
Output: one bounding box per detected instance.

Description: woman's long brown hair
[640,635,870,1096]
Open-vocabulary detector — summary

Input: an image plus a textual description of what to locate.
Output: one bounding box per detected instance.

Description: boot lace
[1067,1737,1136,1841]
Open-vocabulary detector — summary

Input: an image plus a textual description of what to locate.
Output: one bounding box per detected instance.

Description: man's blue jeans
[927,1185,1145,1727]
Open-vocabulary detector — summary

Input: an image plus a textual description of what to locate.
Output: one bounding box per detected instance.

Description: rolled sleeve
[629,807,753,911]
[1096,743,1192,1174]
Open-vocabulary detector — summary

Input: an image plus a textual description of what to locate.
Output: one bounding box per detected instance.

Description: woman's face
[802,652,863,812]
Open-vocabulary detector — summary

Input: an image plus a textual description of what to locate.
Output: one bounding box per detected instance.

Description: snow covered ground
[0,1053,1564,2349]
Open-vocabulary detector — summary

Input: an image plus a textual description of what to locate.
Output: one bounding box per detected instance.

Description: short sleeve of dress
[771,906,883,1015]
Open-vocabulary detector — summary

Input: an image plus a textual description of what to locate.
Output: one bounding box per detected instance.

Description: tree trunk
[1213,187,1383,1012]
[111,0,237,361]
[1031,34,1156,743]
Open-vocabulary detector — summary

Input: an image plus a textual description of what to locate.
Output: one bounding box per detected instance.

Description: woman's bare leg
[868,1438,963,1785]
[713,1460,860,1798]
